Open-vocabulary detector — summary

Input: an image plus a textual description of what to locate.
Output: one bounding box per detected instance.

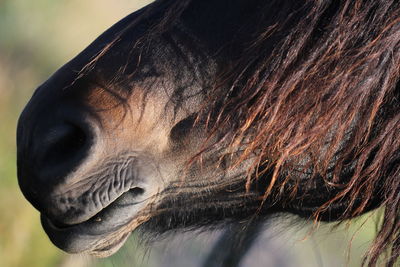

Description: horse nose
[17,101,97,210]
[17,103,96,187]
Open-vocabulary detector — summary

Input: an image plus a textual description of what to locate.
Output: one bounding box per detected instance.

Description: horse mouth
[41,188,149,257]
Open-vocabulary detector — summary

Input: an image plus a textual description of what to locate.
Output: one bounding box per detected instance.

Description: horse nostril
[37,121,92,179]
[43,123,86,159]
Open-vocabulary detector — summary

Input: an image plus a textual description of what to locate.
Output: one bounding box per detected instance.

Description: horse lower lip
[47,217,75,230]
[41,215,132,255]
[40,189,148,254]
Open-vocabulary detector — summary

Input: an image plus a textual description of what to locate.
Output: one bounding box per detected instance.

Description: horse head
[17,0,399,265]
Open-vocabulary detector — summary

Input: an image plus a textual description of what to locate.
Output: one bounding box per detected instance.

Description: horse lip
[42,215,132,254]
[52,187,146,228]
[41,190,149,255]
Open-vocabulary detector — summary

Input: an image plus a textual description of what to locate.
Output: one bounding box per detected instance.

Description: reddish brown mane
[178,1,399,265]
[212,1,400,265]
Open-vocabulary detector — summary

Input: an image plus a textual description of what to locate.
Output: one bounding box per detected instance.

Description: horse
[16,0,399,266]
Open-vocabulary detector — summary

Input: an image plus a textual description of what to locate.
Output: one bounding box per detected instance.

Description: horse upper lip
[46,188,147,231]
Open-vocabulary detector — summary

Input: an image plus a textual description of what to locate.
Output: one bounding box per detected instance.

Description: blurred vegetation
[0,1,383,266]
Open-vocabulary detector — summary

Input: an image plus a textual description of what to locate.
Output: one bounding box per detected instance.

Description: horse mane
[83,0,400,265]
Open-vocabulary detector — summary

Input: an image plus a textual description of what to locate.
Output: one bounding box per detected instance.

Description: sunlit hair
[213,2,400,266]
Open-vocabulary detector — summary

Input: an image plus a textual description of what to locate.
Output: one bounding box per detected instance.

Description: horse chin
[40,190,150,257]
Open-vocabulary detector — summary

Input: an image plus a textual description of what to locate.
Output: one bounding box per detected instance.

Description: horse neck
[179,0,263,54]
[179,0,310,62]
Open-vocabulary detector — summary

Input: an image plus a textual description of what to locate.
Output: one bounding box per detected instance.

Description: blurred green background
[0,1,382,266]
